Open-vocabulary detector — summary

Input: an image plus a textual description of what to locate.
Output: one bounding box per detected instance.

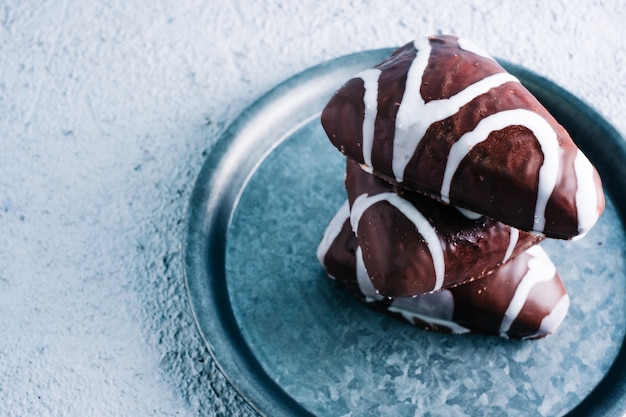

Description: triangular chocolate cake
[321,35,604,239]
[344,158,542,297]
[317,202,569,339]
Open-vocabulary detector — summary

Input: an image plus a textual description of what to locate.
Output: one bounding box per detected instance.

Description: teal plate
[184,49,626,417]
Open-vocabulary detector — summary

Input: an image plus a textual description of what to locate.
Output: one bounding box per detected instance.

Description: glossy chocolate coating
[321,35,604,239]
[318,208,569,339]
[345,159,543,297]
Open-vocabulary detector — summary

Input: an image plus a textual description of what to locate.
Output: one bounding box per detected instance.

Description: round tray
[184,49,626,417]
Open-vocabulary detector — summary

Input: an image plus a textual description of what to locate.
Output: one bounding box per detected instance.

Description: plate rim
[183,48,626,417]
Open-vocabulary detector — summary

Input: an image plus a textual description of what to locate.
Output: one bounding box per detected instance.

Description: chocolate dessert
[321,35,604,239]
[345,158,543,297]
[317,35,605,338]
[318,203,569,339]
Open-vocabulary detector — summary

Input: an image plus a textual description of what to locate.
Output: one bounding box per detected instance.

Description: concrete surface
[0,1,624,416]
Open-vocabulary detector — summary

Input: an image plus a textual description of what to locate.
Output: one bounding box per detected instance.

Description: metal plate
[184,49,626,417]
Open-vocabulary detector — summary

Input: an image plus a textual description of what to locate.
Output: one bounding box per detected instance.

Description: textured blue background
[1,1,625,415]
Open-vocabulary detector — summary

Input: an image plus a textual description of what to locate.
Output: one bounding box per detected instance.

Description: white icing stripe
[424,73,518,122]
[523,294,570,339]
[350,192,446,291]
[499,246,556,336]
[455,206,482,220]
[574,150,599,235]
[440,109,560,234]
[316,201,350,268]
[457,37,496,61]
[388,304,470,334]
[392,37,431,183]
[357,69,381,168]
[391,37,519,183]
[356,246,383,302]
[502,228,519,264]
[359,163,374,174]
[349,193,391,235]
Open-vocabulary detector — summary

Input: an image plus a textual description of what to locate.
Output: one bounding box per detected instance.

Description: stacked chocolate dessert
[317,35,605,339]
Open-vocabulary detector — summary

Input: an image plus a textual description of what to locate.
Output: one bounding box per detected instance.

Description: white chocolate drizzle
[389,291,470,334]
[499,245,556,336]
[574,149,599,236]
[455,206,483,220]
[392,37,519,183]
[316,200,350,269]
[355,246,383,302]
[523,294,570,339]
[457,37,496,61]
[350,192,446,291]
[357,68,381,168]
[359,163,374,174]
[502,228,520,264]
[440,109,561,233]
[392,37,432,182]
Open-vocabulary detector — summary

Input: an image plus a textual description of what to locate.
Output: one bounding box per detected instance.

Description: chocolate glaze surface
[345,159,543,297]
[321,35,604,239]
[318,208,569,339]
